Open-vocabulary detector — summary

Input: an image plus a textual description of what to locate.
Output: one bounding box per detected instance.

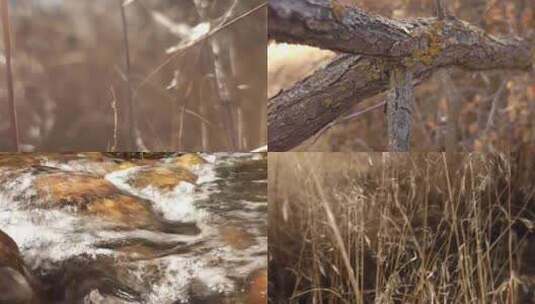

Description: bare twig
[1,0,19,151]
[483,79,507,136]
[119,0,136,150]
[109,86,119,152]
[137,2,266,91]
[193,0,239,149]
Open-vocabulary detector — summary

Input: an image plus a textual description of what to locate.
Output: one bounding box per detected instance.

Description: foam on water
[106,166,206,223]
[0,206,114,270]
[138,256,234,304]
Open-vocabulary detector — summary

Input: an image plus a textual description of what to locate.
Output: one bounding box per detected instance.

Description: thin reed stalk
[193,0,239,150]
[306,159,361,303]
[119,0,136,150]
[1,0,19,151]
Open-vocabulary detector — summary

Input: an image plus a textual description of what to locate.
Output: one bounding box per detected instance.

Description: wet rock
[42,154,139,176]
[31,169,201,235]
[0,230,38,304]
[170,153,207,170]
[42,256,141,304]
[32,171,160,228]
[185,279,226,304]
[126,166,198,191]
[246,269,267,304]
[0,154,41,168]
[35,173,118,203]
[0,267,34,304]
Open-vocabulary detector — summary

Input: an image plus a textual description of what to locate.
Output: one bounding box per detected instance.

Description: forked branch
[268,0,534,151]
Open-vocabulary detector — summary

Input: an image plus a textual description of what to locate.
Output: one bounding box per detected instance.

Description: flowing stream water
[0,153,267,304]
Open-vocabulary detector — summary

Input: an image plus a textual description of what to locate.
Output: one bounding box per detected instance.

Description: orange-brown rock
[247,269,267,304]
[34,172,155,227]
[126,165,198,190]
[220,226,255,250]
[0,154,41,168]
[36,173,118,204]
[171,153,207,170]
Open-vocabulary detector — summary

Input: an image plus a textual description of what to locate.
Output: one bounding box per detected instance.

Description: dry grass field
[269,152,535,303]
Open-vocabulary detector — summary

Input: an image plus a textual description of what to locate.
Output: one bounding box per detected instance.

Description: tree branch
[386,68,413,151]
[269,0,532,71]
[268,55,434,151]
[268,0,534,151]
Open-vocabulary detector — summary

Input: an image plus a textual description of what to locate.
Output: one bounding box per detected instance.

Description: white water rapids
[0,153,267,304]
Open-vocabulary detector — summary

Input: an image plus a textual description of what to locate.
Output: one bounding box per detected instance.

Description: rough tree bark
[387,68,413,151]
[268,0,534,151]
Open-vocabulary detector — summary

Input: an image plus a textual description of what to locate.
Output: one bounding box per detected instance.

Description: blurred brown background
[269,0,534,152]
[1,0,266,151]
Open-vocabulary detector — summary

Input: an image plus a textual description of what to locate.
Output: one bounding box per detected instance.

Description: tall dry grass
[269,152,535,303]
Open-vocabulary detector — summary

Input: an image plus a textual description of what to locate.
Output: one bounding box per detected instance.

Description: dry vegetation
[269,152,535,303]
[1,0,266,151]
[268,0,535,152]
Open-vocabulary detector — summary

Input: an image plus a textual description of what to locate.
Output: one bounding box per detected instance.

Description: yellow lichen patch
[364,60,385,81]
[127,166,198,190]
[247,269,267,304]
[220,226,255,250]
[87,195,154,227]
[411,21,445,66]
[332,0,347,21]
[35,173,118,206]
[170,153,207,170]
[322,97,340,109]
[331,0,358,21]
